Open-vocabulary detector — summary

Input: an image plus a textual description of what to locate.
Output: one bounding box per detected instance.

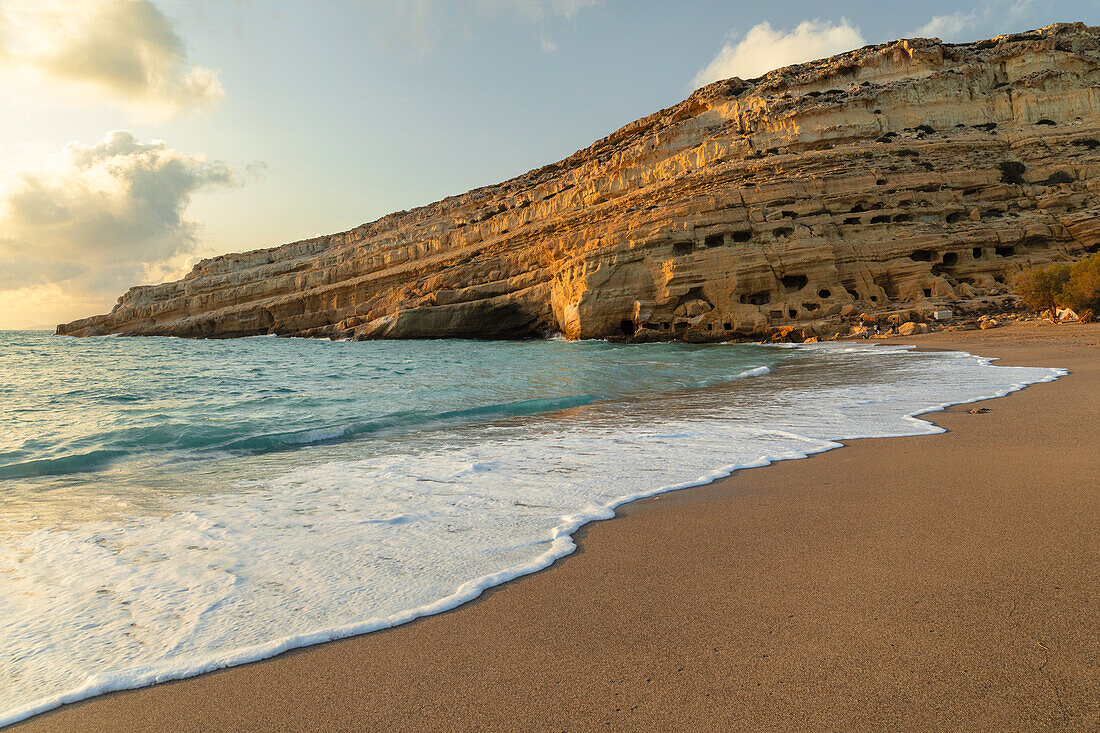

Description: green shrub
[1014,252,1100,315]
[1014,263,1070,313]
[999,161,1027,185]
[1060,253,1100,313]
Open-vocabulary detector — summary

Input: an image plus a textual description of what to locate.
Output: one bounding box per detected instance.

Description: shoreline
[11,322,1099,731]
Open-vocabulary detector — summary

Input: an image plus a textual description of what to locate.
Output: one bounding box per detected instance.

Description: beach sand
[12,322,1099,732]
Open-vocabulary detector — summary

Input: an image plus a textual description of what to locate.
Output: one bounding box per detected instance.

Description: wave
[2,361,777,481]
[0,450,127,480]
[685,365,771,389]
[219,394,599,453]
[0,395,600,480]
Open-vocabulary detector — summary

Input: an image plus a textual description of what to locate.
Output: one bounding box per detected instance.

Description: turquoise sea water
[0,331,1062,725]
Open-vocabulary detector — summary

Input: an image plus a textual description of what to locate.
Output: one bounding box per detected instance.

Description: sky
[0,0,1096,328]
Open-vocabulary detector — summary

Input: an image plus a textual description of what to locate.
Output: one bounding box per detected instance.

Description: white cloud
[0,131,238,325]
[916,13,977,40]
[0,0,224,120]
[245,161,270,180]
[364,0,597,54]
[914,1,1036,42]
[693,19,866,89]
[472,0,595,21]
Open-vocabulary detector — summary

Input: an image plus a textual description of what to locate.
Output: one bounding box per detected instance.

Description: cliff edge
[58,23,1100,341]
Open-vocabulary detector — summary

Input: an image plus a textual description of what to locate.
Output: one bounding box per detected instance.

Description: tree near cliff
[1014,253,1100,319]
[1014,264,1071,315]
[1060,254,1100,317]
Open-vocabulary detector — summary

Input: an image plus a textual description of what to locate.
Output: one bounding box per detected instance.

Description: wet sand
[12,322,1099,732]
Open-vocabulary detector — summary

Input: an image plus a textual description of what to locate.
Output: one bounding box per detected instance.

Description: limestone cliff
[58,23,1100,341]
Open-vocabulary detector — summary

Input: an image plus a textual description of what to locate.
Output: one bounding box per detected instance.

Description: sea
[0,330,1064,725]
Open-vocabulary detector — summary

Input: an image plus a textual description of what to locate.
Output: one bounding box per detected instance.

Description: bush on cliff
[1014,252,1100,315]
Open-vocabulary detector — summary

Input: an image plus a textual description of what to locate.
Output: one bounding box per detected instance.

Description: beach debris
[968,407,990,414]
[933,309,954,322]
[1055,306,1079,322]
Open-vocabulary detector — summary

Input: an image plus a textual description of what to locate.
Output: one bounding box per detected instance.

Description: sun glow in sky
[0,0,1095,328]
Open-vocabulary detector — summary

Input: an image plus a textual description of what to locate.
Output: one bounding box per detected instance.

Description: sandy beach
[12,322,1099,732]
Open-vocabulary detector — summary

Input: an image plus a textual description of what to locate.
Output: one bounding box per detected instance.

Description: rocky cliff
[58,23,1100,341]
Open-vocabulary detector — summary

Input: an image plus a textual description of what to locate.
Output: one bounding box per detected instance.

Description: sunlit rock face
[59,23,1100,341]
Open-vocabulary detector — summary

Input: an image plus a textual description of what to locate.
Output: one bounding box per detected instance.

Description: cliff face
[59,23,1100,341]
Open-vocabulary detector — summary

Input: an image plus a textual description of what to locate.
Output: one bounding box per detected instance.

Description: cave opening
[781,274,808,291]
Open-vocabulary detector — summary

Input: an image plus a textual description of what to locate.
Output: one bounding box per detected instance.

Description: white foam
[0,345,1064,727]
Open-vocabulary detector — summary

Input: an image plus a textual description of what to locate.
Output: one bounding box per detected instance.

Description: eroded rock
[57,24,1100,341]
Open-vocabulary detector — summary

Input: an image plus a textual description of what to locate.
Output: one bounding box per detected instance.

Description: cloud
[363,0,597,54]
[245,161,270,180]
[0,131,238,326]
[913,0,1037,42]
[916,13,978,40]
[473,0,595,21]
[693,19,866,89]
[0,0,224,120]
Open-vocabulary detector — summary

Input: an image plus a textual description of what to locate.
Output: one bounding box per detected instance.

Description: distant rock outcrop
[58,23,1100,341]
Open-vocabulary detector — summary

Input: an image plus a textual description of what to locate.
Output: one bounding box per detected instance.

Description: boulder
[896,321,927,336]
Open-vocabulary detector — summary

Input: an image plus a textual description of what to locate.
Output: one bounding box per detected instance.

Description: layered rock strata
[59,23,1100,341]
